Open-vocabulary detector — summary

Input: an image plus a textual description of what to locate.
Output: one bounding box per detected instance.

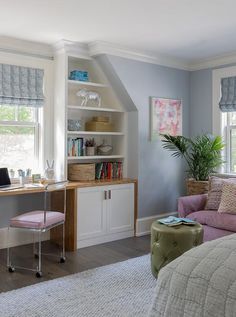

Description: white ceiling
[1,0,236,63]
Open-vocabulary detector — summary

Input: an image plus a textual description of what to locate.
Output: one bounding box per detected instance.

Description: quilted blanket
[148,234,236,317]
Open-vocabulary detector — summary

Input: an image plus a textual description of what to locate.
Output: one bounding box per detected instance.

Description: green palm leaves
[161,134,225,181]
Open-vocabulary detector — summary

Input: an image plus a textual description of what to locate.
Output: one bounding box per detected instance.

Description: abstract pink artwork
[150,97,182,140]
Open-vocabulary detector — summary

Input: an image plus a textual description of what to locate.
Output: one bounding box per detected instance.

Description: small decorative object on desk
[97,140,113,155]
[9,169,15,178]
[26,168,32,177]
[32,174,41,183]
[85,138,96,156]
[45,160,55,180]
[68,119,82,131]
[69,70,89,82]
[158,216,196,227]
[76,89,101,108]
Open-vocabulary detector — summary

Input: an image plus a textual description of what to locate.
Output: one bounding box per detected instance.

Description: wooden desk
[0,179,138,252]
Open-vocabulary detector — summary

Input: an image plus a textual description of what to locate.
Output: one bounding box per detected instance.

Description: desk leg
[51,188,77,252]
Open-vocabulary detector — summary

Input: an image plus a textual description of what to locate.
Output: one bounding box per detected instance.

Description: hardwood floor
[0,235,150,293]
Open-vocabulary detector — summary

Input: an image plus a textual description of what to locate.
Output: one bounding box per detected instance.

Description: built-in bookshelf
[53,43,127,180]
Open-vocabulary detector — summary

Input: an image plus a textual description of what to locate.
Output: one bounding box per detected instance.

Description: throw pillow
[218,182,236,214]
[205,176,236,210]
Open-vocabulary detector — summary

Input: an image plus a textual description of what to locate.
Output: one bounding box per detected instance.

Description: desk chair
[7,181,67,278]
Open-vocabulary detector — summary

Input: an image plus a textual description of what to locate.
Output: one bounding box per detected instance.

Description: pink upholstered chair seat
[10,211,65,229]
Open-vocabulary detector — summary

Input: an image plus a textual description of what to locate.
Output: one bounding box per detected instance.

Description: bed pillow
[218,182,236,214]
[205,176,236,210]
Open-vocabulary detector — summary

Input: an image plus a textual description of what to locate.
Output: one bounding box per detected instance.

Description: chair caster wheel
[36,271,42,278]
[60,257,66,263]
[8,266,15,273]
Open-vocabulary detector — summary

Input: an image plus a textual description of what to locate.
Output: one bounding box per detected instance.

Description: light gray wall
[99,55,190,218]
[190,69,212,137]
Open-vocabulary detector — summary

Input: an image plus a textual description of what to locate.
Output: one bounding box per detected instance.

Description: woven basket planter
[186,179,209,195]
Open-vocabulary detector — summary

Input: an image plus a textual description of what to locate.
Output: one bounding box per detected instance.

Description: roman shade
[219,76,236,112]
[0,64,44,107]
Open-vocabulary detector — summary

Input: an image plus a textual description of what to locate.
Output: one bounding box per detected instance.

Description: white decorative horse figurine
[76,89,101,108]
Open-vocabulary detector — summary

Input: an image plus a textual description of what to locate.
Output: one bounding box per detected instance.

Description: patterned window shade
[0,64,44,107]
[219,76,236,112]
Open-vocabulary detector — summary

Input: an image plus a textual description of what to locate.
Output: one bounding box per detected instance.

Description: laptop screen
[0,168,11,186]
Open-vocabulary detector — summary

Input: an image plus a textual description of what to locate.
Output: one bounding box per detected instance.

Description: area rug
[0,255,156,317]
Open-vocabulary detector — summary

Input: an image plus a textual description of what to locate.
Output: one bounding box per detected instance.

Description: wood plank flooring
[0,235,150,293]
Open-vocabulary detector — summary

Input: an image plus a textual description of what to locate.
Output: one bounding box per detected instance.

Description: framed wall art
[150,97,182,141]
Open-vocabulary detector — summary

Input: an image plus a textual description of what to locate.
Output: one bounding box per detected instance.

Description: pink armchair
[178,194,236,242]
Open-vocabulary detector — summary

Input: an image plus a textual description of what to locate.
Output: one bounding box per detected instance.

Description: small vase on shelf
[85,138,96,156]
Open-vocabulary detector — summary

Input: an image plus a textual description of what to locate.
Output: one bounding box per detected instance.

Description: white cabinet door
[77,186,107,240]
[107,184,134,233]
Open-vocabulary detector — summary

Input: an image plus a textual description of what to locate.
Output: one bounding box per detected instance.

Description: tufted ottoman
[151,221,203,278]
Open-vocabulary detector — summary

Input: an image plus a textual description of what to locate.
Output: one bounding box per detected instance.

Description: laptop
[0,168,23,191]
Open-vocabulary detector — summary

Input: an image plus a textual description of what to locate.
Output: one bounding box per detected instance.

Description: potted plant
[85,138,96,156]
[161,134,225,195]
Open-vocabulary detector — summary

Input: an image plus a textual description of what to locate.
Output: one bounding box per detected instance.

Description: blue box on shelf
[69,70,89,82]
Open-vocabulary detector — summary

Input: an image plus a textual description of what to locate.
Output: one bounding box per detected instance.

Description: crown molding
[188,52,236,71]
[88,41,191,71]
[0,36,53,60]
[3,36,233,72]
[53,39,91,59]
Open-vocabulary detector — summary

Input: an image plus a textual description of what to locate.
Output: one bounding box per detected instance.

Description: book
[158,216,196,227]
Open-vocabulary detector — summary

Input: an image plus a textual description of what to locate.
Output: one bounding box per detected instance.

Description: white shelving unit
[67,131,124,136]
[68,79,108,88]
[54,43,127,179]
[68,155,125,161]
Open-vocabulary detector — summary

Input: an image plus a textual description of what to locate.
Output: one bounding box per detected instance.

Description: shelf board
[67,105,124,113]
[68,80,108,88]
[67,131,124,136]
[68,155,124,160]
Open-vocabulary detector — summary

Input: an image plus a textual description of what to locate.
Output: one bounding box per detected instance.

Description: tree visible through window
[0,105,39,173]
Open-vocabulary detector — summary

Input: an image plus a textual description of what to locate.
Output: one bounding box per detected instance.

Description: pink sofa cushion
[10,211,65,229]
[187,210,236,233]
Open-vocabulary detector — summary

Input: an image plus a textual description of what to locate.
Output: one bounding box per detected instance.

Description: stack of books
[95,162,123,180]
[68,137,84,157]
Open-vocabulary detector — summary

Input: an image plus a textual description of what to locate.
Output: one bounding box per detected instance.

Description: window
[0,105,40,172]
[224,112,236,173]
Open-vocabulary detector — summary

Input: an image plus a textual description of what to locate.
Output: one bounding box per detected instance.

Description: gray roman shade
[219,76,236,112]
[0,64,44,107]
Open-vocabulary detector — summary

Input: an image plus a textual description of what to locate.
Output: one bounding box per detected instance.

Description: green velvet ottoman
[151,221,203,278]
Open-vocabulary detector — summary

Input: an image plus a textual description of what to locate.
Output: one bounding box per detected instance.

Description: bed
[148,234,236,317]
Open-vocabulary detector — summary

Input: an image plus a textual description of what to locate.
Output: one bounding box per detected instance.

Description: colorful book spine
[95,162,123,180]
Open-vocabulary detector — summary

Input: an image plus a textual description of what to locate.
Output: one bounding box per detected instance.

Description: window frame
[0,52,53,175]
[0,106,40,171]
[213,66,236,175]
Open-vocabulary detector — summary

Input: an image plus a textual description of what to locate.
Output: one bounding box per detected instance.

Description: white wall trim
[0,227,49,249]
[88,41,191,71]
[135,212,178,237]
[2,37,236,71]
[0,36,53,60]
[77,230,134,249]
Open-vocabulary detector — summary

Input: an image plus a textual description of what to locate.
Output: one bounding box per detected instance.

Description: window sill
[213,172,236,178]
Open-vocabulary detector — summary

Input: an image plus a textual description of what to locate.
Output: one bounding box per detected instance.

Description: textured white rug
[0,255,156,317]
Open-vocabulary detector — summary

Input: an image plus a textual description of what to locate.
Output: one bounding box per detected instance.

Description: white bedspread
[148,234,236,317]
